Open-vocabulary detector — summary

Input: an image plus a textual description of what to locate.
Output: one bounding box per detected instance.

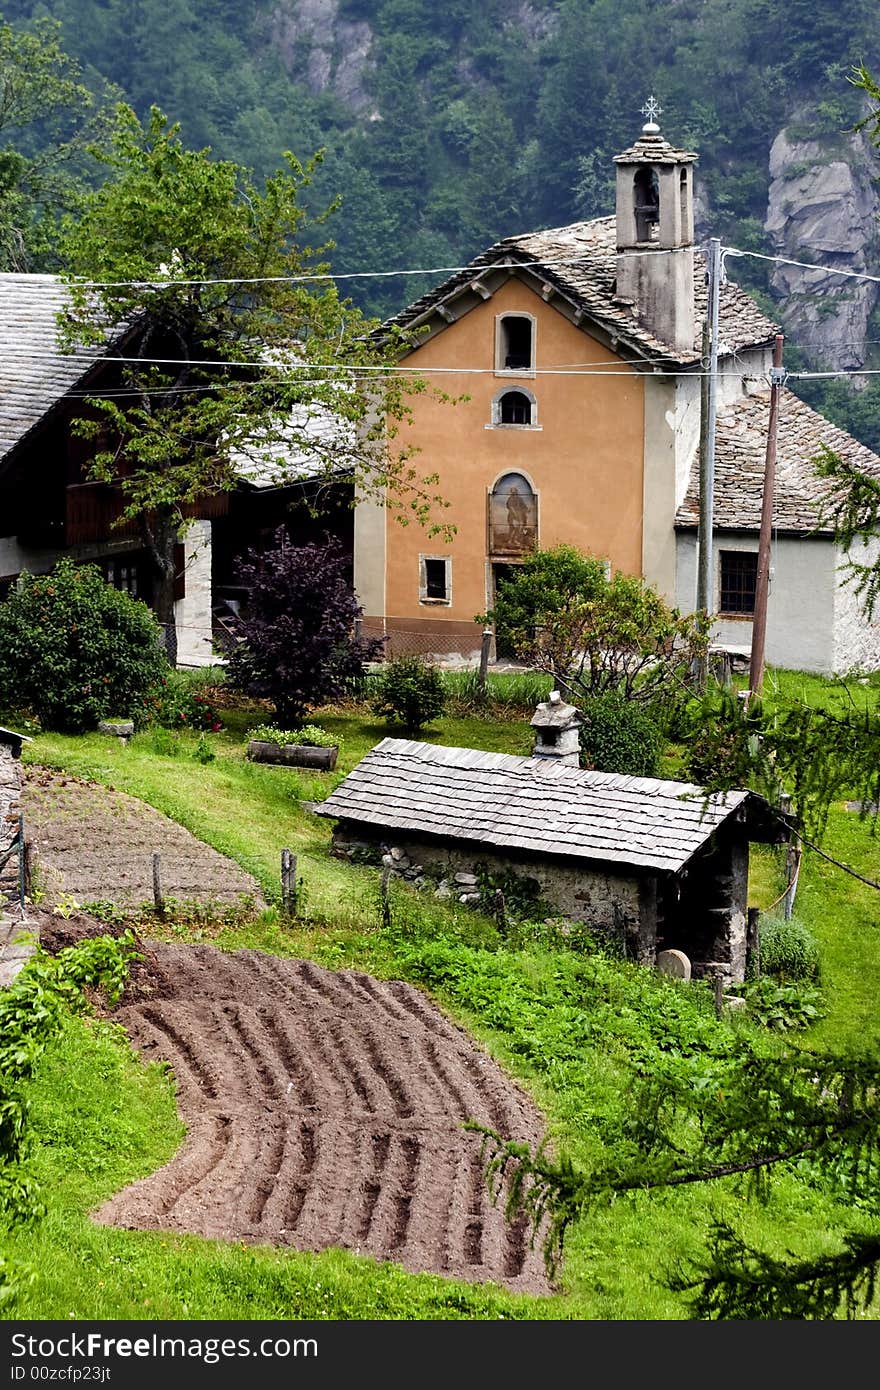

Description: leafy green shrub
[192,734,216,764]
[759,914,821,982]
[474,863,549,923]
[0,560,168,733]
[579,690,662,777]
[138,671,223,731]
[741,977,825,1030]
[371,655,447,733]
[247,722,338,747]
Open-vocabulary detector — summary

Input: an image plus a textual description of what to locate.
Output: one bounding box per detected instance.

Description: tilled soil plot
[24,769,263,908]
[94,941,553,1296]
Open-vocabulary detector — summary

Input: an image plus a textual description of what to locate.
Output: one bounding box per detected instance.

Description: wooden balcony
[65,483,229,547]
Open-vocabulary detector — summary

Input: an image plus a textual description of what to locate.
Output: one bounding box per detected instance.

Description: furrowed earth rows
[462,1052,523,1136]
[215,1004,276,1101]
[99,944,553,1295]
[288,1119,360,1252]
[249,1118,318,1235]
[221,1003,287,1102]
[168,1113,265,1237]
[95,1112,229,1226]
[245,1117,287,1228]
[349,1132,420,1255]
[135,1005,220,1101]
[354,1131,391,1245]
[255,1008,321,1110]
[296,967,439,1120]
[386,979,469,1046]
[339,974,462,1120]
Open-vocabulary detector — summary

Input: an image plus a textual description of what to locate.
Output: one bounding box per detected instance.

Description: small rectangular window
[719,550,757,615]
[420,556,451,604]
[495,314,535,374]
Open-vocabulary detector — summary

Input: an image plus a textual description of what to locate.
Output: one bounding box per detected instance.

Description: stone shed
[0,726,29,912]
[315,737,785,985]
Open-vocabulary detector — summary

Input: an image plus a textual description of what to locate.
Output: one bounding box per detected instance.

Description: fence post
[494,888,507,935]
[17,812,25,912]
[281,849,297,917]
[478,628,492,694]
[152,850,165,917]
[713,973,724,1019]
[746,905,761,979]
[380,864,392,929]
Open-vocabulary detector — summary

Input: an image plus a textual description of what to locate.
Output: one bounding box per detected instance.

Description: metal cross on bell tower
[640,95,662,132]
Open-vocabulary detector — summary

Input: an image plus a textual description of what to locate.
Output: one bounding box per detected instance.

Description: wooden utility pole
[749,334,786,698]
[697,238,722,623]
[695,317,712,687]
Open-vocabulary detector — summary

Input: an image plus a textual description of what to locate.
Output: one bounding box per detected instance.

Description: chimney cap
[530,696,581,730]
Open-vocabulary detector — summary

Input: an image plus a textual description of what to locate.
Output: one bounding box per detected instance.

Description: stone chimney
[613,102,698,355]
[530,690,582,767]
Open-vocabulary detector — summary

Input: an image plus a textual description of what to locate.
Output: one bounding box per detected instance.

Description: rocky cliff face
[765,121,880,381]
[265,0,377,116]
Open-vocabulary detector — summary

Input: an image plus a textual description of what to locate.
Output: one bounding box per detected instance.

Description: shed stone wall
[0,744,22,909]
[331,823,655,963]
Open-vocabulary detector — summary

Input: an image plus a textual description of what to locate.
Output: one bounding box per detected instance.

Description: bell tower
[614,97,698,354]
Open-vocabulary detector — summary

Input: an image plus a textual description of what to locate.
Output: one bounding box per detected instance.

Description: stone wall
[0,744,22,910]
[330,824,655,963]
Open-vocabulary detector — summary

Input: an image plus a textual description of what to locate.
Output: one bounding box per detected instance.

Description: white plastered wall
[676,531,838,673]
[833,537,880,673]
[174,519,215,667]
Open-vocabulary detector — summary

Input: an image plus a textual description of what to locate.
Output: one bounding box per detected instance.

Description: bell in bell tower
[614,97,698,354]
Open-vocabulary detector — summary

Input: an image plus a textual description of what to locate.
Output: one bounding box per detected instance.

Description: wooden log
[247,741,338,771]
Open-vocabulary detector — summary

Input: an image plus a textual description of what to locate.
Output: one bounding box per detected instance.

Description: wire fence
[359,621,488,665]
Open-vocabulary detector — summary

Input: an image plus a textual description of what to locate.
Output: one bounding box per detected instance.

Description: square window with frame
[420,556,451,604]
[719,550,757,615]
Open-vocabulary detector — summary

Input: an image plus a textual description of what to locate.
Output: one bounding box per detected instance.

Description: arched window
[488,472,537,555]
[634,166,660,242]
[495,313,535,373]
[500,390,532,425]
[490,386,538,428]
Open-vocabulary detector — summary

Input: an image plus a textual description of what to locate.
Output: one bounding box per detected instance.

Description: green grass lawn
[2,667,879,1320]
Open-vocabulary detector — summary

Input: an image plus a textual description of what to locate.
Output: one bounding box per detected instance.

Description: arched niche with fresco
[488,472,537,557]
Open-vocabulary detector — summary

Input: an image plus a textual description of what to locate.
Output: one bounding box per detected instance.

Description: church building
[355,108,880,675]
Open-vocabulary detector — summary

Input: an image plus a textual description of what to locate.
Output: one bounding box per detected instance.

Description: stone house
[314,727,785,985]
[355,114,880,674]
[0,274,352,665]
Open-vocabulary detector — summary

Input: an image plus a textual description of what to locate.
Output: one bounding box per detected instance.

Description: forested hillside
[4,0,880,441]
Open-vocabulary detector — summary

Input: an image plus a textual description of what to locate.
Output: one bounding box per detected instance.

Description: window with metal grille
[499,390,532,425]
[719,550,757,614]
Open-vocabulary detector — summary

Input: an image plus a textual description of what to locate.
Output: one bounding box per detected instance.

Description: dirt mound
[33,906,177,1006]
[94,941,552,1295]
[23,768,263,910]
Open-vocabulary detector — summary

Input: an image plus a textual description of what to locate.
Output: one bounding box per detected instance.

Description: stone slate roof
[676,387,880,534]
[314,738,752,875]
[385,216,779,365]
[613,129,698,166]
[0,274,102,463]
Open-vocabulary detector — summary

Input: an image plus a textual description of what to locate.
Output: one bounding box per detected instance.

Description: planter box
[247,740,338,771]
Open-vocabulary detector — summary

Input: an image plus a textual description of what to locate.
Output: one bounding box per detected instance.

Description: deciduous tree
[221,532,383,727]
[58,103,447,661]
